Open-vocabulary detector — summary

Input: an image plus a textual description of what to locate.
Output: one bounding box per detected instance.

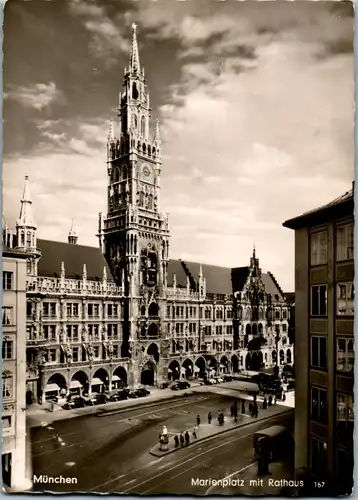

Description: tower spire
[17,175,36,229]
[130,22,140,73]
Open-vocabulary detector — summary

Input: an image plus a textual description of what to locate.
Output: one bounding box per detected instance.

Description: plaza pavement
[26,380,295,429]
[149,401,293,457]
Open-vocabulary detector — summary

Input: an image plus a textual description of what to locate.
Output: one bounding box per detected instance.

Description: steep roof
[167,259,189,288]
[37,239,112,281]
[231,267,250,293]
[184,261,233,295]
[261,273,285,303]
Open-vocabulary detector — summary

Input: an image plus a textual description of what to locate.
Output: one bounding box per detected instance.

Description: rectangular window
[2,307,13,326]
[26,302,32,317]
[337,338,354,373]
[337,393,354,429]
[282,323,287,332]
[311,387,328,424]
[2,272,13,290]
[227,309,232,319]
[166,306,171,318]
[311,285,327,316]
[311,231,327,266]
[2,341,13,360]
[88,304,99,317]
[93,346,100,358]
[310,438,328,476]
[48,349,56,362]
[43,303,56,317]
[113,345,118,358]
[72,347,79,362]
[337,282,354,316]
[2,375,13,399]
[311,336,327,369]
[337,223,354,262]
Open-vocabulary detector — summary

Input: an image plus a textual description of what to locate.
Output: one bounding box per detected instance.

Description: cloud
[4,82,63,110]
[68,0,130,66]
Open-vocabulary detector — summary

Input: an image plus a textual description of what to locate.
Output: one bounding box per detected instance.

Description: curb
[149,407,294,457]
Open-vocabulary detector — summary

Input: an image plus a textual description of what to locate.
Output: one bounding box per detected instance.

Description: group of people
[174,414,201,448]
[262,394,276,409]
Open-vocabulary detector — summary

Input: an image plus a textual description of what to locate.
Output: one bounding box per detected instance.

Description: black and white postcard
[1,0,354,496]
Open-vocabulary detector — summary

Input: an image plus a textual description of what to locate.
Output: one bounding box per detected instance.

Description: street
[31,393,294,494]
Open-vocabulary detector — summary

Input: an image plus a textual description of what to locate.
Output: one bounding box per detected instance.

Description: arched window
[148,194,153,210]
[139,191,144,206]
[21,232,25,247]
[27,231,32,247]
[148,302,159,317]
[114,167,120,183]
[140,305,146,316]
[132,83,138,100]
[141,116,145,137]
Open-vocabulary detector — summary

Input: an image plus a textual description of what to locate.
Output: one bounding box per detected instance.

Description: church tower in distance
[98,24,171,386]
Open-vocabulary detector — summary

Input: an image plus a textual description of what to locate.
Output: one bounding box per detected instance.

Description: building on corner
[283,184,354,495]
[2,244,31,491]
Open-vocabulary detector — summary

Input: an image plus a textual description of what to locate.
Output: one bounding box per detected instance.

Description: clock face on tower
[141,163,153,182]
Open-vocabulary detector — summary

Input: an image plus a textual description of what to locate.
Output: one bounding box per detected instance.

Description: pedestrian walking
[273,395,277,405]
[193,425,198,439]
[185,431,190,445]
[241,401,245,414]
[174,435,179,448]
[180,432,185,447]
[263,397,267,410]
[196,415,201,426]
[230,405,234,417]
[249,402,253,416]
[208,411,212,424]
[268,394,272,406]
[254,402,258,418]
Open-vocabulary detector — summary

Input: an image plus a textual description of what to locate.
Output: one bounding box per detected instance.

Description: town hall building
[2,24,293,404]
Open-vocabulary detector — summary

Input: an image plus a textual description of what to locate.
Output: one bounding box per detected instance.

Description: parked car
[91,393,109,405]
[109,390,128,402]
[216,377,224,384]
[170,381,191,391]
[208,378,217,385]
[134,388,150,398]
[223,375,233,382]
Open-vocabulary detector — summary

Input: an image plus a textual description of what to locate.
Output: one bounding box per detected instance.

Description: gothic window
[141,305,146,316]
[148,303,159,317]
[113,167,120,183]
[121,165,127,181]
[152,147,156,157]
[132,83,138,100]
[139,191,144,206]
[252,323,258,335]
[148,323,158,338]
[148,194,153,210]
[140,116,145,137]
[245,324,251,335]
[143,143,146,153]
[21,232,25,246]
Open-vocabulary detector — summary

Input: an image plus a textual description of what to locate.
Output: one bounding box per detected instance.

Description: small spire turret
[68,219,78,245]
[153,118,161,147]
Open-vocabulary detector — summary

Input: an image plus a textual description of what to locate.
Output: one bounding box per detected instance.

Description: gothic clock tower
[98,24,171,386]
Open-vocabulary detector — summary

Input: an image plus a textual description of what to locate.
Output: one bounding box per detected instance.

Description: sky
[2,0,354,292]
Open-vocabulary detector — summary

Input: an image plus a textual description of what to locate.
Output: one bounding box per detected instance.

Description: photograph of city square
[1,0,354,496]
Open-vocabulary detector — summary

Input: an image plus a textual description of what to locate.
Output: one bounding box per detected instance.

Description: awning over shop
[220,363,226,368]
[168,368,173,373]
[70,380,82,389]
[44,383,60,393]
[91,378,104,386]
[180,367,186,374]
[194,366,200,373]
[112,375,121,381]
